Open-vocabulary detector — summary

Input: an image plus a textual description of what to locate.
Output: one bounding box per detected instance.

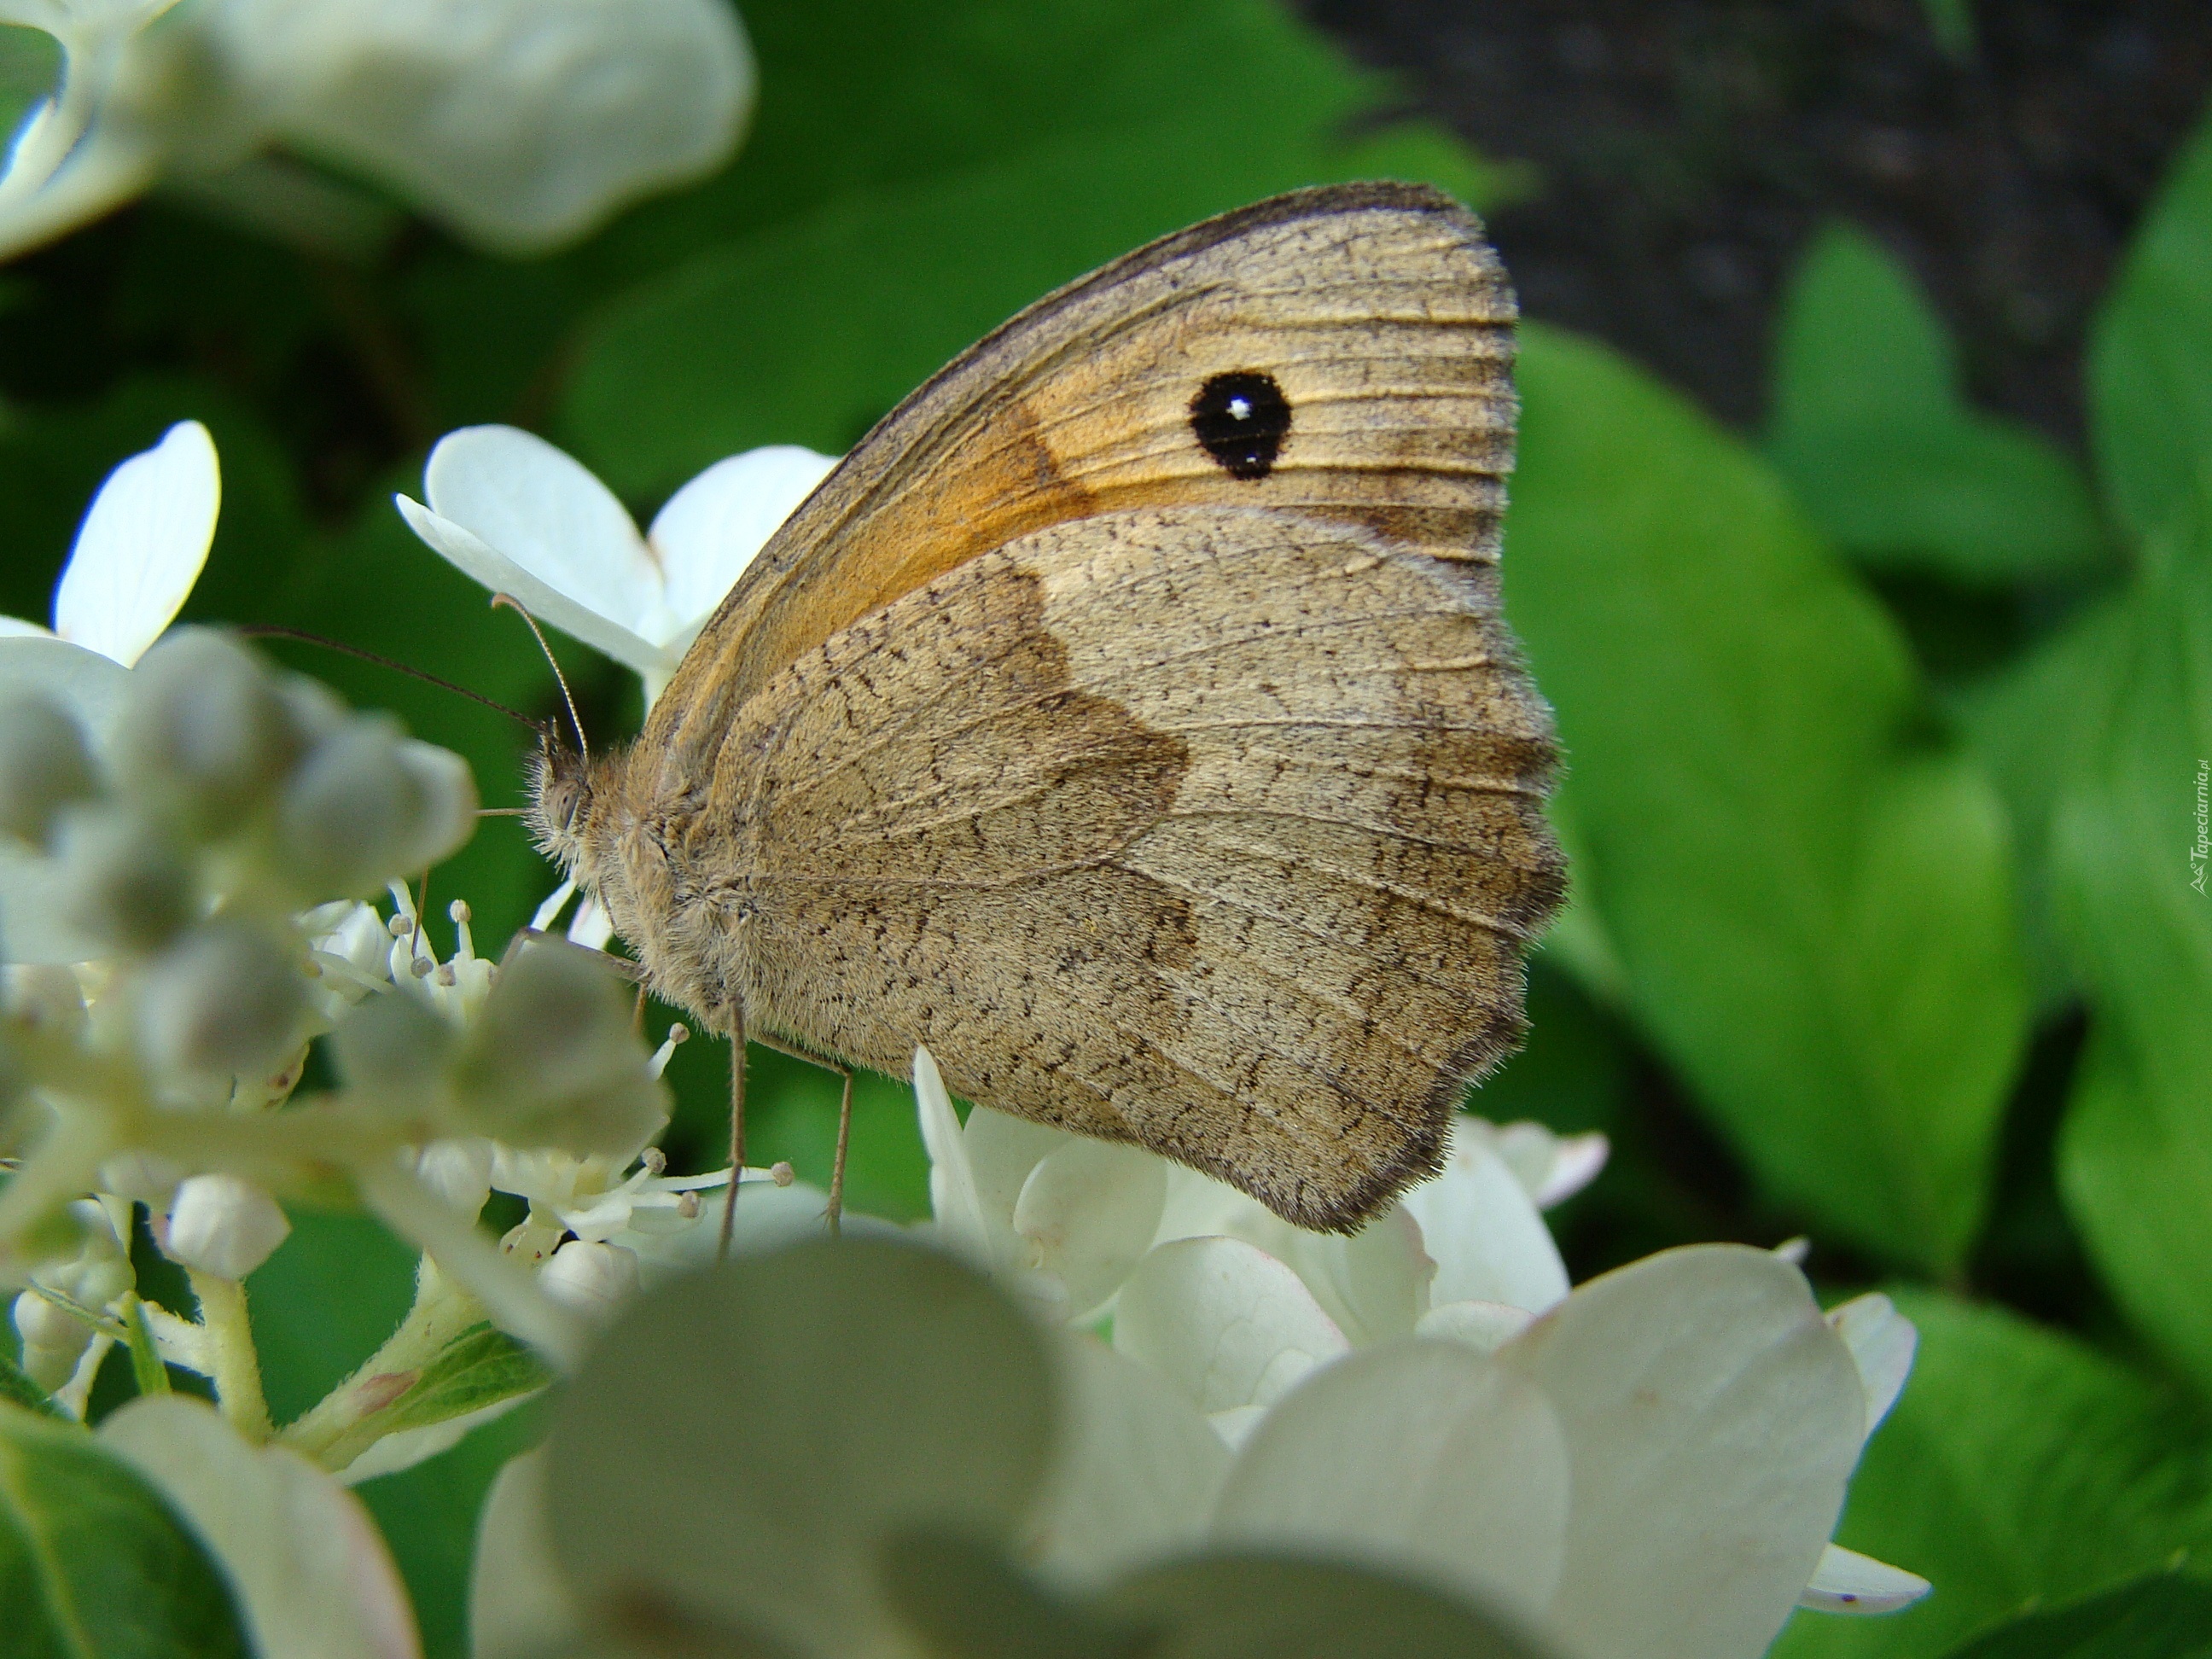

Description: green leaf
[562,0,1512,498]
[371,1324,550,1438]
[1770,1292,2212,1659]
[1768,222,2104,585]
[0,1397,253,1659]
[1953,592,2134,1008]
[1105,1551,1562,1658]
[2089,106,2212,549]
[1941,1574,2212,1658]
[1506,323,2029,1272]
[247,1207,420,1427]
[2049,556,2212,1396]
[547,1237,1056,1657]
[0,1348,62,1418]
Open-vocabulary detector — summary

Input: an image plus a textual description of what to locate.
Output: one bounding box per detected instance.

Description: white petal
[470,1449,583,1659]
[963,1103,1073,1234]
[915,1046,992,1268]
[101,1394,421,1659]
[0,616,53,640]
[0,116,165,265]
[527,878,577,933]
[1414,1299,1535,1354]
[1796,1543,1930,1615]
[565,892,614,952]
[236,0,754,253]
[1011,1138,1167,1322]
[1827,1292,1917,1441]
[1496,1244,1866,1659]
[394,492,667,680]
[55,420,218,667]
[1277,1204,1433,1347]
[647,445,836,646]
[1214,1338,1569,1627]
[1114,1236,1348,1414]
[1026,1334,1228,1586]
[1401,1133,1569,1314]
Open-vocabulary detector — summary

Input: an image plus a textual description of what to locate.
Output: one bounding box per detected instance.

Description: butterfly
[529,182,1565,1237]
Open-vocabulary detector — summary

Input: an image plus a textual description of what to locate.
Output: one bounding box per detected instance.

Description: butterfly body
[531,183,1564,1231]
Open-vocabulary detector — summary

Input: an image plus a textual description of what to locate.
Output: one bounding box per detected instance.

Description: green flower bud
[276,716,478,897]
[0,694,98,847]
[135,919,306,1084]
[115,627,299,841]
[450,942,666,1159]
[53,806,195,952]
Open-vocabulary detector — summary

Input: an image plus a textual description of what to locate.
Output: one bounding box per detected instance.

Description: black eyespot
[1190,370,1289,480]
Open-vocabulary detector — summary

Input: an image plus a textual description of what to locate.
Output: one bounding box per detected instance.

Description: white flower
[0,0,755,259]
[396,426,836,703]
[11,1195,134,1403]
[911,1043,1590,1343]
[908,1048,1927,1649]
[1033,1249,1928,1659]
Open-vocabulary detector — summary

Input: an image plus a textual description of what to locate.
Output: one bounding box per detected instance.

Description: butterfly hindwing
[712,506,1560,1230]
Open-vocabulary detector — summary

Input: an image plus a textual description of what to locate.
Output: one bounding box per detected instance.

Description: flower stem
[187,1269,272,1443]
[358,1161,585,1373]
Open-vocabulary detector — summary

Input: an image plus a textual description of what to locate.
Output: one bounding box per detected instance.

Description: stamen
[770,1161,795,1188]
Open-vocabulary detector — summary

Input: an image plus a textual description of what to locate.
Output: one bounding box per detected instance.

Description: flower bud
[114,628,299,840]
[135,920,306,1084]
[416,1138,493,1216]
[0,694,98,847]
[52,807,195,952]
[12,1288,87,1354]
[99,1150,185,1209]
[449,942,667,1159]
[332,984,456,1108]
[538,1238,638,1320]
[277,717,478,897]
[165,1173,290,1279]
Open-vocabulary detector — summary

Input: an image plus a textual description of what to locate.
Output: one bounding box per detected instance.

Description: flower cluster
[905,1048,1929,1657]
[0,0,756,259]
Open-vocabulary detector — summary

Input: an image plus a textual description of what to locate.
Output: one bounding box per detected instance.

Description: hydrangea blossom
[907,1045,1930,1655]
[0,0,755,259]
[396,425,836,704]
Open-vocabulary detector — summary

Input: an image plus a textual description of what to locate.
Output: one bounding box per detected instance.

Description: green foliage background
[3,2,2209,1655]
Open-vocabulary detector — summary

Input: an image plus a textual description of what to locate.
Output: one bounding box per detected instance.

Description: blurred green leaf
[0,26,57,144]
[1771,1292,2212,1659]
[1917,0,1976,59]
[1941,1573,2212,1658]
[1953,593,2133,1008]
[371,1324,548,1439]
[563,0,1516,497]
[1507,323,2029,1273]
[2050,556,2212,1397]
[2090,108,2212,550]
[0,1397,253,1658]
[548,1237,1056,1657]
[1768,222,2104,586]
[1106,1552,1561,1658]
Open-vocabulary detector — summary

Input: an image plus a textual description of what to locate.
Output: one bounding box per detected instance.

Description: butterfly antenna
[238,626,541,732]
[491,594,588,765]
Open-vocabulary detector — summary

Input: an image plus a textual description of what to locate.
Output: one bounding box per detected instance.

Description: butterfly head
[525,729,597,877]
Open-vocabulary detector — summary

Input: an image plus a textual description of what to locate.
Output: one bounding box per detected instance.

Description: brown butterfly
[529,182,1565,1237]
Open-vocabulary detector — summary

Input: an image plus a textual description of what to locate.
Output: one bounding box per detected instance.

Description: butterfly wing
[712,504,1561,1231]
[638,182,1518,784]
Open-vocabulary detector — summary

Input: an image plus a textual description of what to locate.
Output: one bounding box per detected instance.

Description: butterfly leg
[748,1032,856,1236]
[717,999,747,1262]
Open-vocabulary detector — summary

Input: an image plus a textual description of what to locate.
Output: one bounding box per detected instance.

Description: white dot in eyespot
[1227,396,1252,420]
